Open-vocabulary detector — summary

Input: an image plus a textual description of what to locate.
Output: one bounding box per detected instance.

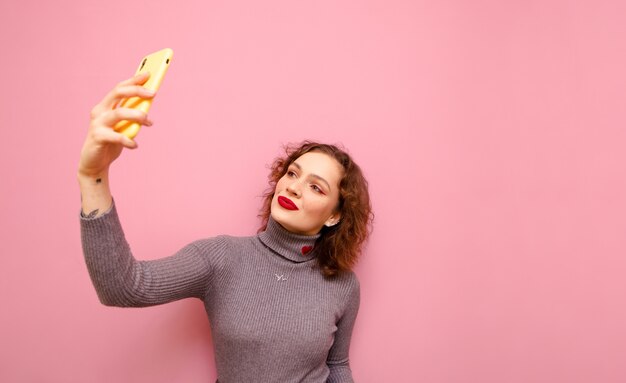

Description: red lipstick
[278,196,299,211]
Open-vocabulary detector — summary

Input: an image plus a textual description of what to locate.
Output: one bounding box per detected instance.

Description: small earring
[325,220,339,227]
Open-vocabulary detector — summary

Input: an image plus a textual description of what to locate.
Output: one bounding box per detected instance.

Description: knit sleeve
[326,275,361,382]
[80,201,220,307]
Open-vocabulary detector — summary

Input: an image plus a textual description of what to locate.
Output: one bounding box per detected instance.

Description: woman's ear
[324,213,341,227]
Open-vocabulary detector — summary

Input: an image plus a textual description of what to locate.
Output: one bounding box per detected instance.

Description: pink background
[1,0,625,381]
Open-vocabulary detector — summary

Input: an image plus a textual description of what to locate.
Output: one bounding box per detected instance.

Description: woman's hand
[77,72,156,217]
[78,72,155,177]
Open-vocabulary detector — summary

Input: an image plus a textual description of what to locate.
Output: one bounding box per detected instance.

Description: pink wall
[1,0,625,381]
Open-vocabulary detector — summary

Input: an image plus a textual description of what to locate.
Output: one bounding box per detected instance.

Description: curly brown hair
[259,141,373,278]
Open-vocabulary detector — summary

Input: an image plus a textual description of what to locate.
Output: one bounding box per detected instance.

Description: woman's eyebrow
[292,161,332,191]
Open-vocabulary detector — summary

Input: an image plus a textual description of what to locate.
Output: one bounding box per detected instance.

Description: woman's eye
[287,171,296,177]
[311,185,324,194]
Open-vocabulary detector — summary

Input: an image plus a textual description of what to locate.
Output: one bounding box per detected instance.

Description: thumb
[121,134,138,149]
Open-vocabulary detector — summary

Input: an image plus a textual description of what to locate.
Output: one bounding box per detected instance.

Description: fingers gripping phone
[114,48,173,139]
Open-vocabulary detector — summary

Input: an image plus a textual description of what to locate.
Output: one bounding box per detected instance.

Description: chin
[271,209,296,231]
[271,211,309,235]
[270,203,324,235]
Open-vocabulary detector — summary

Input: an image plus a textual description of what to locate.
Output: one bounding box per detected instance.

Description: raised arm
[78,72,154,217]
[78,73,215,307]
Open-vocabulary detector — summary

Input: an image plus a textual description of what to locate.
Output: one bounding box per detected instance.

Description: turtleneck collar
[258,216,320,263]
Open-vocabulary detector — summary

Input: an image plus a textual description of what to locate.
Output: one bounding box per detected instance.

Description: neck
[258,217,320,262]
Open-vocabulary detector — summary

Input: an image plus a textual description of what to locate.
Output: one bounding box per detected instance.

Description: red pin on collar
[301,246,313,255]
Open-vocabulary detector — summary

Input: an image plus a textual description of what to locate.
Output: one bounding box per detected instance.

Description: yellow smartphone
[114,48,173,139]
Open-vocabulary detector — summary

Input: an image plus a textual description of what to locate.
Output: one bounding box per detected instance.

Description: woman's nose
[286,181,302,197]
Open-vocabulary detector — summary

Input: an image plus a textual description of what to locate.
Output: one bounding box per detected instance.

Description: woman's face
[271,151,343,235]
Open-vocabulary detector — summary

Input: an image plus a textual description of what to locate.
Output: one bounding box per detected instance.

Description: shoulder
[332,269,360,290]
[185,234,259,265]
[330,271,360,318]
[187,234,237,253]
[343,271,360,299]
[325,270,360,305]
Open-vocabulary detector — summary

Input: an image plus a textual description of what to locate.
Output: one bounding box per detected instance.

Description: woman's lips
[278,196,299,211]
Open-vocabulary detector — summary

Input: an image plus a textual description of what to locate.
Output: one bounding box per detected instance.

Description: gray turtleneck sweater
[80,202,359,382]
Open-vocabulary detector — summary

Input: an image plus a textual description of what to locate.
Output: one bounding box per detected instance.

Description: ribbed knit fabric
[80,202,359,383]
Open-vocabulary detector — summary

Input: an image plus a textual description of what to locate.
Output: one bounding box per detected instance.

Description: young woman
[79,72,373,382]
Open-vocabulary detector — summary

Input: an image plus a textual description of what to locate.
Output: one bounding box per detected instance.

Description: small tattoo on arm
[96,178,102,184]
[84,209,99,219]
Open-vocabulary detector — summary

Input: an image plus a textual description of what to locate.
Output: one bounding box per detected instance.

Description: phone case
[114,48,173,139]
